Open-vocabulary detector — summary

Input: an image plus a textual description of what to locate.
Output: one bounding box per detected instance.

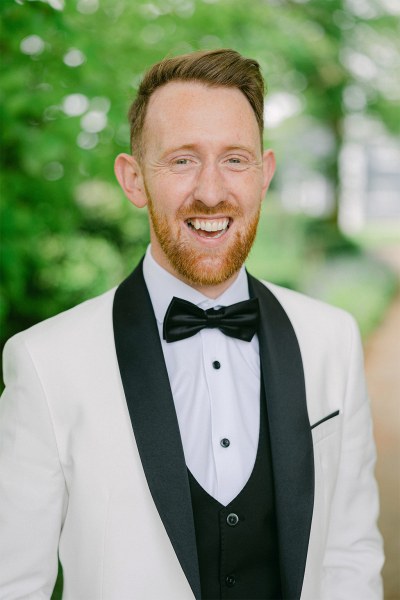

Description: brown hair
[128,48,265,160]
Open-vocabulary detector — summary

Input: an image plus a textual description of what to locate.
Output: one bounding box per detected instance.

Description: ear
[114,153,148,208]
[261,149,276,197]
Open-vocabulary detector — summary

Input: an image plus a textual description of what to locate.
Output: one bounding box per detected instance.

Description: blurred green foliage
[1,0,399,352]
[247,199,397,337]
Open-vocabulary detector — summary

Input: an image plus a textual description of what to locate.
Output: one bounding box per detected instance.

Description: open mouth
[186,217,230,239]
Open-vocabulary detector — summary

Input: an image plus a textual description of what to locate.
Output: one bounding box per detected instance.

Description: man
[0,49,383,599]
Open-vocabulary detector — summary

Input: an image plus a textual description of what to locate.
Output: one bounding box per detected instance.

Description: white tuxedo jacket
[0,263,383,599]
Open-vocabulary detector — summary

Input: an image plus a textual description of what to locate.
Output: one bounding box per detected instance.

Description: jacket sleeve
[321,315,384,599]
[0,335,67,600]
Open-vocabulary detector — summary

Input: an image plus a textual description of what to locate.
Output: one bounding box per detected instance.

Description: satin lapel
[248,274,314,600]
[113,261,201,599]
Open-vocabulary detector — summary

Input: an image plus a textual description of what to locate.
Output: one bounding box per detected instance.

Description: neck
[181,272,241,299]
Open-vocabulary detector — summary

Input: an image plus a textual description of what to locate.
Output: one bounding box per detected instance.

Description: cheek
[148,177,192,213]
[233,183,263,213]
[226,170,264,195]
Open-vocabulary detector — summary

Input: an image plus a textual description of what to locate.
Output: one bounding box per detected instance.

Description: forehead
[142,81,260,151]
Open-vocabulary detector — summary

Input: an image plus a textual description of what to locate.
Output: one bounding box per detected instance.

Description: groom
[0,49,383,599]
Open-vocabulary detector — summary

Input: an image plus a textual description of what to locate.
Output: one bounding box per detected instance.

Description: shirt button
[226,513,239,526]
[225,574,236,587]
[220,438,230,448]
[212,360,221,369]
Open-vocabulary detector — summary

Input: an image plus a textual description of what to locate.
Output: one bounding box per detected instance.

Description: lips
[186,217,230,238]
[186,217,230,239]
[187,218,229,232]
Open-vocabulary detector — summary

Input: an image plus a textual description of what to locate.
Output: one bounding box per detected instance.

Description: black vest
[188,381,282,599]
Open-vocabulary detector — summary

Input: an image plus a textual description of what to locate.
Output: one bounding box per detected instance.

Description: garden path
[365,243,400,599]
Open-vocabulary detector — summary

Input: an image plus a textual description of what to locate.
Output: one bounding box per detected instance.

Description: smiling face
[115,81,275,297]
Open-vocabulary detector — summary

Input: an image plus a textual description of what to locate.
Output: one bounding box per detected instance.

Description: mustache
[176,200,242,218]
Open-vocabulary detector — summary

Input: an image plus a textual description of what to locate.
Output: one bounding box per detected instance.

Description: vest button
[220,438,230,448]
[226,512,239,526]
[225,574,236,587]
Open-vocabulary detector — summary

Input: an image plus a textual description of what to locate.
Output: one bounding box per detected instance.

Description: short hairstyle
[128,48,265,160]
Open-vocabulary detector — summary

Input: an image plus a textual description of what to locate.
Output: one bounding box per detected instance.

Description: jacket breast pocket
[311,411,342,512]
[311,410,341,445]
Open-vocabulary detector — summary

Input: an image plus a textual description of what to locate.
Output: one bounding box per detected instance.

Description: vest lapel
[248,274,315,600]
[113,260,201,599]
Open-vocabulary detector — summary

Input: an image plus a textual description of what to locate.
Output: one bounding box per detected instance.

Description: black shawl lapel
[113,260,201,599]
[248,274,314,600]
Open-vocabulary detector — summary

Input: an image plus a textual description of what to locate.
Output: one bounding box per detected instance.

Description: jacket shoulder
[260,279,357,331]
[4,288,117,358]
[256,279,361,367]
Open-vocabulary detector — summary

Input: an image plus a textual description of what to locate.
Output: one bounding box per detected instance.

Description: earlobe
[261,149,276,195]
[114,153,148,208]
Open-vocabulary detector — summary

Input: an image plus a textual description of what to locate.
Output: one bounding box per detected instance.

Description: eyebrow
[161,144,258,158]
[162,144,197,155]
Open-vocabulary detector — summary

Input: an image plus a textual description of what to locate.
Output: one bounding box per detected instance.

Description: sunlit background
[1,0,399,597]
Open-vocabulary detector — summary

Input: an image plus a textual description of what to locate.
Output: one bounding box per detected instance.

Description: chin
[149,205,259,287]
[171,248,245,287]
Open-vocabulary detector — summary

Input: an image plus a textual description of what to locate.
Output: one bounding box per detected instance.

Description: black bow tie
[163,296,260,343]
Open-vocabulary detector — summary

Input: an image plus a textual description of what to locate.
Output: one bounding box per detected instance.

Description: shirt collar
[142,245,250,324]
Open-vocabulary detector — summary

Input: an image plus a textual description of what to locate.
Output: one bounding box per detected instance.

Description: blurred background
[1,0,399,597]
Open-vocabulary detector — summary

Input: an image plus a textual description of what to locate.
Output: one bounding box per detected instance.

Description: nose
[193,161,226,207]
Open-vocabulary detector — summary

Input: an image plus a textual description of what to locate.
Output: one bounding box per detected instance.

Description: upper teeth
[188,218,229,232]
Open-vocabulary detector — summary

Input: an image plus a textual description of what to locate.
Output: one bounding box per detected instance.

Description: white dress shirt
[143,246,260,505]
